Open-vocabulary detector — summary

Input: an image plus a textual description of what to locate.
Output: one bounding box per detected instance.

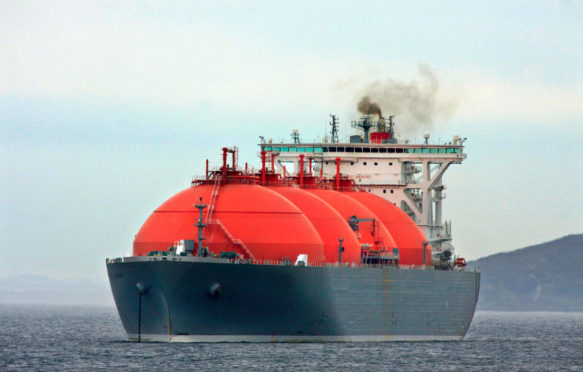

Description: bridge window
[281,147,289,152]
[346,147,354,152]
[379,148,387,153]
[314,147,323,153]
[355,148,363,153]
[363,147,371,153]
[273,147,280,151]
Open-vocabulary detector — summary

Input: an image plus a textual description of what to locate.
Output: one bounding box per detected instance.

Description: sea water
[1,305,582,371]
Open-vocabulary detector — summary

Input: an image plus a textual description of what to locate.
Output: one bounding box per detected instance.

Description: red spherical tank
[344,192,431,266]
[134,184,326,262]
[269,187,361,264]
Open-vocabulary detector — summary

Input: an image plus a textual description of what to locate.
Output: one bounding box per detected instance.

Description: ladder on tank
[205,175,221,225]
[209,219,255,260]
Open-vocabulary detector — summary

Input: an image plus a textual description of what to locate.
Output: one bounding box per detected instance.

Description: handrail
[208,219,256,260]
[205,176,221,224]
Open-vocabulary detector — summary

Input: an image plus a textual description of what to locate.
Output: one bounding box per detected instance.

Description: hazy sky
[1,1,582,282]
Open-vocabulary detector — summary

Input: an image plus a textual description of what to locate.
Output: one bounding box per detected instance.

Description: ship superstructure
[260,114,467,268]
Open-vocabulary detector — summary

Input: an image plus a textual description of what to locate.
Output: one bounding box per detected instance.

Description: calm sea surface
[0,305,582,371]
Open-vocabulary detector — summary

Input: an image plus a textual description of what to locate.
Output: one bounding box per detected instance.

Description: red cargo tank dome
[269,187,361,264]
[345,192,430,266]
[133,184,213,255]
[134,184,325,262]
[306,189,397,251]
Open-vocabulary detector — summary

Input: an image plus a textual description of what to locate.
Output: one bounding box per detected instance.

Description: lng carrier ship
[106,113,480,342]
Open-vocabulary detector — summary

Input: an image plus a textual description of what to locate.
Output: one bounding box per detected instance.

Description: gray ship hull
[106,256,480,342]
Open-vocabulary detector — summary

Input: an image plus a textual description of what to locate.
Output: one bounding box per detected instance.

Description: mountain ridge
[469,234,583,311]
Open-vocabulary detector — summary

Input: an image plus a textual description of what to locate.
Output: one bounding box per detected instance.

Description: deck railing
[107,256,480,272]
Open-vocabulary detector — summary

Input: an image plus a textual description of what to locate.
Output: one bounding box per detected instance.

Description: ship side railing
[237,259,438,270]
[106,257,479,272]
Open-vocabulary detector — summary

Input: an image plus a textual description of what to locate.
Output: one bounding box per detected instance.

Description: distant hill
[469,234,583,311]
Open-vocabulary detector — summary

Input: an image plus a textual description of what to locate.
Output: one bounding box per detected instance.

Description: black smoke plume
[357,96,383,117]
[356,65,456,133]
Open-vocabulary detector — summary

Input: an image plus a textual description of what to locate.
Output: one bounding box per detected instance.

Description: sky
[1,1,582,282]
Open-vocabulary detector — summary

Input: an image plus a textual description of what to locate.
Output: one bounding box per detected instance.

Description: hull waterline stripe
[126,334,464,343]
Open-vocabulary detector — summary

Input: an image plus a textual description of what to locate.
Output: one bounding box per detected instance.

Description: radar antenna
[291,129,300,144]
[386,115,395,137]
[329,114,339,143]
[351,116,373,143]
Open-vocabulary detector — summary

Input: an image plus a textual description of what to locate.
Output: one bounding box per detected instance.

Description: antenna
[329,114,339,143]
[290,129,300,144]
[351,115,373,143]
[194,198,208,257]
[386,115,395,137]
[423,132,430,145]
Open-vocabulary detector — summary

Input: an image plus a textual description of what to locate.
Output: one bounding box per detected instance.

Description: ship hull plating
[107,258,480,342]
